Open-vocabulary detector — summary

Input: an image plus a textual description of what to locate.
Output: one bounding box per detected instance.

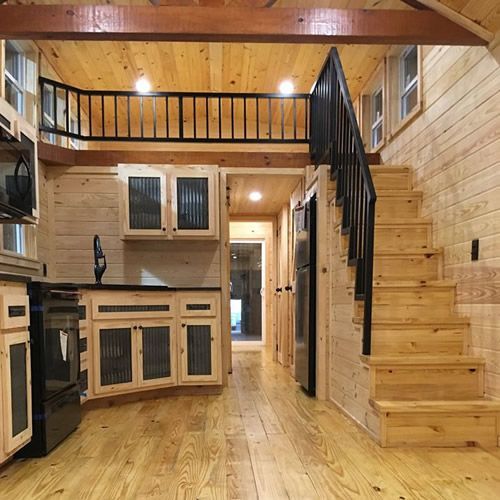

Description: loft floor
[1,350,500,499]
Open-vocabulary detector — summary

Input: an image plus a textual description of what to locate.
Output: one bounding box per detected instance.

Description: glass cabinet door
[1,331,32,454]
[179,318,219,383]
[138,320,176,387]
[94,323,137,394]
[122,168,167,237]
[171,169,217,238]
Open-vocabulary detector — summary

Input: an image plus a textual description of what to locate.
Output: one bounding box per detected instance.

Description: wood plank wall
[328,197,380,439]
[45,166,221,287]
[380,45,500,399]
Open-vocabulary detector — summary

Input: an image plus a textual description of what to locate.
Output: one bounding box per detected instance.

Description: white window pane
[371,89,383,124]
[3,224,25,255]
[401,84,418,119]
[5,41,23,83]
[402,46,418,89]
[371,123,383,149]
[5,80,23,114]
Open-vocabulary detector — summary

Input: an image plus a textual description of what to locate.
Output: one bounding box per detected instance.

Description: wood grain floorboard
[1,349,500,499]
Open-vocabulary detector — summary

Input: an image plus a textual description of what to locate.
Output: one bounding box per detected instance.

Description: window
[42,84,57,145]
[387,45,422,137]
[4,41,25,115]
[400,46,418,119]
[3,224,25,256]
[370,88,383,149]
[359,61,385,152]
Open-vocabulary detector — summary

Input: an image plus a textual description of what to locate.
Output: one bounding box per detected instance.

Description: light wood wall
[380,45,500,399]
[46,165,221,287]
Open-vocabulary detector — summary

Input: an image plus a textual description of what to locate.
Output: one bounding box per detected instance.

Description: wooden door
[120,165,167,238]
[138,319,176,388]
[93,321,137,395]
[170,167,218,239]
[179,317,219,384]
[1,330,32,454]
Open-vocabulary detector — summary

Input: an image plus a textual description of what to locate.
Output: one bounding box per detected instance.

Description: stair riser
[380,413,499,447]
[375,226,431,250]
[370,327,465,356]
[374,255,440,281]
[371,366,484,401]
[371,172,410,191]
[377,197,421,218]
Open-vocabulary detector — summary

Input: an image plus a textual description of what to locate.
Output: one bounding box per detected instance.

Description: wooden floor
[2,350,500,499]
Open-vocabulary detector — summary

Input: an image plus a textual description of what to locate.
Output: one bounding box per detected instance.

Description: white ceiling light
[279,80,295,95]
[249,191,263,202]
[135,77,151,93]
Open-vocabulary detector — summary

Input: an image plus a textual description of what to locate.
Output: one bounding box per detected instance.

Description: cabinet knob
[275,287,282,293]
[162,227,166,232]
[285,285,293,292]
[133,325,137,330]
[173,227,177,232]
[181,323,186,328]
[138,325,143,330]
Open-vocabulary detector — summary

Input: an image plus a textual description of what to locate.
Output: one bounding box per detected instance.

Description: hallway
[1,349,500,499]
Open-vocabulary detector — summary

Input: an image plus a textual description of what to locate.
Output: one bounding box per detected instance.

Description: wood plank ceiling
[228,173,301,215]
[29,0,409,100]
[437,0,500,32]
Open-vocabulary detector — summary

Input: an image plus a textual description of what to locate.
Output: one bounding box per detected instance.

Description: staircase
[337,165,500,448]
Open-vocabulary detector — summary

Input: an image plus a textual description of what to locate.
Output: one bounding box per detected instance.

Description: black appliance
[294,195,317,395]
[17,282,81,457]
[93,234,107,284]
[0,125,36,221]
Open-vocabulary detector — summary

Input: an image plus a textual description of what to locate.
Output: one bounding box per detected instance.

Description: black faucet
[93,235,107,285]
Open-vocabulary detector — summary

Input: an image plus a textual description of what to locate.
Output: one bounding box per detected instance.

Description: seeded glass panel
[10,342,28,437]
[99,328,132,386]
[176,177,209,230]
[187,324,212,376]
[128,177,162,230]
[142,326,171,380]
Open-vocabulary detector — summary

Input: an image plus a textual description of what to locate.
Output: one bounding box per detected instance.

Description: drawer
[179,294,218,317]
[92,294,175,320]
[0,294,30,330]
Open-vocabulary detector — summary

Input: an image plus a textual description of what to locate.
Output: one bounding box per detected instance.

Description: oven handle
[14,154,32,199]
[48,290,82,300]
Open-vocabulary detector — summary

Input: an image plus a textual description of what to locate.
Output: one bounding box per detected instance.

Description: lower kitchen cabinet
[94,319,176,395]
[138,320,176,387]
[179,318,219,384]
[0,330,32,455]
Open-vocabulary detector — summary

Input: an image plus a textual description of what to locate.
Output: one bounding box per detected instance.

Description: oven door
[42,289,80,401]
[0,128,34,219]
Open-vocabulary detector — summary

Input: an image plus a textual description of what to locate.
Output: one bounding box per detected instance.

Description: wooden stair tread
[369,165,409,173]
[360,355,485,366]
[371,399,500,413]
[375,218,431,226]
[377,190,422,198]
[353,317,469,327]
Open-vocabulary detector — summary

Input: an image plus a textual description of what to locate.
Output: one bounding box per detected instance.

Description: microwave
[0,125,36,221]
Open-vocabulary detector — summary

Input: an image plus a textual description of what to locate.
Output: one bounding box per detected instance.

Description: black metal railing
[39,77,309,143]
[310,48,376,356]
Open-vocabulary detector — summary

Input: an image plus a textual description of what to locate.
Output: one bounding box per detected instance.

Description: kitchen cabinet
[0,330,32,455]
[93,319,176,395]
[119,164,219,240]
[179,318,219,384]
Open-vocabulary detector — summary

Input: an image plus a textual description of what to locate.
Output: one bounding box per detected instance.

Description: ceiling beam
[399,1,430,10]
[0,5,486,45]
[403,0,494,43]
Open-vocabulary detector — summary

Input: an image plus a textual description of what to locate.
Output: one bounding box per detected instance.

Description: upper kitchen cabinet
[119,164,219,240]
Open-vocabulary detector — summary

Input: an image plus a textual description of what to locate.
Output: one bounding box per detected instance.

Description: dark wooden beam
[0,5,486,45]
[399,1,430,10]
[38,142,381,168]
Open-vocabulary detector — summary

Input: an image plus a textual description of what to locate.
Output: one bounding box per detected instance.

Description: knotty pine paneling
[380,45,500,398]
[327,200,380,439]
[48,166,221,287]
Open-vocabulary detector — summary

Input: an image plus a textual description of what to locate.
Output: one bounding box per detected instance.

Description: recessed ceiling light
[135,77,151,93]
[279,80,295,95]
[249,191,263,202]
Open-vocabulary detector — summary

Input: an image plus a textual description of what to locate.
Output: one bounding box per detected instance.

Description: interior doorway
[230,240,265,345]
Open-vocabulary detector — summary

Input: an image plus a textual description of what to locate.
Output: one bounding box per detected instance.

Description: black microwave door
[42,297,80,400]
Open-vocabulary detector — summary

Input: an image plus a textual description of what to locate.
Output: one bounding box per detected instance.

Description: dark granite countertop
[76,283,221,292]
[0,273,32,284]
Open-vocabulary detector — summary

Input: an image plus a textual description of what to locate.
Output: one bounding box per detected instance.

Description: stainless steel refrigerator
[294,194,316,395]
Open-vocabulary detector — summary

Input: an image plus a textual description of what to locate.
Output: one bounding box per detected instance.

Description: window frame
[387,45,423,138]
[359,60,386,153]
[399,45,419,120]
[4,41,26,116]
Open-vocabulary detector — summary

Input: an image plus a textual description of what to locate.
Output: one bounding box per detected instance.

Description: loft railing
[39,77,309,143]
[310,48,377,356]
